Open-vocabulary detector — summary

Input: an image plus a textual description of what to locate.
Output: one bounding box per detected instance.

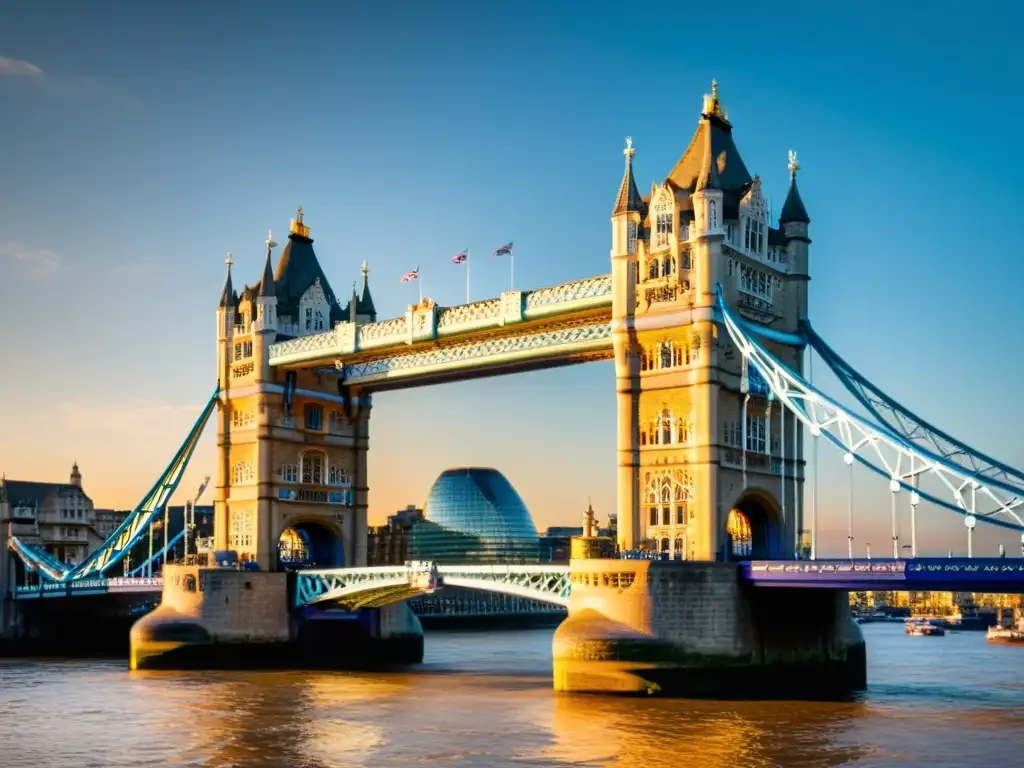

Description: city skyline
[2,1,1024,557]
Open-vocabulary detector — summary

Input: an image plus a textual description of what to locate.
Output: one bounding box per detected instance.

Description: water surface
[1,624,1022,767]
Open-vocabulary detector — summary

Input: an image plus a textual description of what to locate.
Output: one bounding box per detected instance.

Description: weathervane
[225,252,233,267]
[624,136,635,160]
[266,230,277,249]
[788,150,800,175]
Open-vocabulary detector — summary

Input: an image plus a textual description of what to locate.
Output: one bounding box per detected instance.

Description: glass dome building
[409,467,539,564]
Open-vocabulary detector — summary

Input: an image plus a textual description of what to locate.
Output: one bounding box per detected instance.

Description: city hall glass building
[409,468,539,564]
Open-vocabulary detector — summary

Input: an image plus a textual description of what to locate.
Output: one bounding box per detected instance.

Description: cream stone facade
[214,210,376,569]
[611,82,811,560]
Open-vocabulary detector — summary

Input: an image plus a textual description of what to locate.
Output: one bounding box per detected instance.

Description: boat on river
[905,618,946,636]
[987,609,1024,644]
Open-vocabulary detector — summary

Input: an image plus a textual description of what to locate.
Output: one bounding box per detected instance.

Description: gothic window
[745,415,766,453]
[231,461,254,484]
[649,259,659,279]
[680,250,691,270]
[299,279,330,336]
[662,256,674,277]
[305,307,313,331]
[300,451,325,485]
[627,222,637,254]
[661,507,671,526]
[708,199,718,230]
[673,536,684,558]
[660,343,672,370]
[744,216,764,254]
[660,408,673,445]
[660,537,670,552]
[280,464,298,483]
[304,404,323,431]
[655,213,673,248]
[738,264,773,302]
[314,308,325,331]
[649,508,657,526]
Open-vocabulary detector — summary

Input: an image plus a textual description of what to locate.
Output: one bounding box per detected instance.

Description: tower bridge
[5,82,1023,696]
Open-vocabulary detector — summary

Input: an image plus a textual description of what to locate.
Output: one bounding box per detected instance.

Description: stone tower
[610,82,809,561]
[213,209,376,569]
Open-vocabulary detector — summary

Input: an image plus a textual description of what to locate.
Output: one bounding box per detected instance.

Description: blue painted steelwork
[805,323,1024,492]
[9,385,219,582]
[126,529,185,577]
[744,558,1024,593]
[295,563,571,609]
[715,287,1024,531]
[13,577,163,600]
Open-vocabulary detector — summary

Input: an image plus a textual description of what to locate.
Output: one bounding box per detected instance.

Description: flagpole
[510,249,514,292]
[466,249,471,304]
[418,265,422,304]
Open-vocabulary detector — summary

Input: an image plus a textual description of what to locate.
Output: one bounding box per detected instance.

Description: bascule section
[215,210,372,571]
[610,81,809,560]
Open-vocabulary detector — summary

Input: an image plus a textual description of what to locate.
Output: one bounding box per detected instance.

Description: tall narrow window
[627,222,637,254]
[708,199,718,230]
[301,452,325,485]
[305,404,323,431]
[305,307,313,331]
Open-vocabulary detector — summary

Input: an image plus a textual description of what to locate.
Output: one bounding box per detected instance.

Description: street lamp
[889,479,900,559]
[844,452,854,560]
[910,489,920,559]
[965,515,977,559]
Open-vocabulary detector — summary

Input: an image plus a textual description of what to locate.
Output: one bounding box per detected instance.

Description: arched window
[673,536,685,560]
[627,222,637,254]
[301,451,325,485]
[708,199,718,230]
[663,256,674,277]
[649,260,659,279]
[660,537,670,553]
[660,408,673,445]
[660,343,672,370]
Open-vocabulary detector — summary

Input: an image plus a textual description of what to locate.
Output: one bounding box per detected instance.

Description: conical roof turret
[258,231,277,297]
[218,253,235,308]
[612,137,644,215]
[779,150,810,225]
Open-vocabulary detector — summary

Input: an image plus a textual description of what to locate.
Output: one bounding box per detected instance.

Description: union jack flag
[400,269,418,283]
[451,251,467,264]
[493,242,513,257]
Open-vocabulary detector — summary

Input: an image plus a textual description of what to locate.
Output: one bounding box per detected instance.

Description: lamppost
[889,479,900,559]
[844,452,854,560]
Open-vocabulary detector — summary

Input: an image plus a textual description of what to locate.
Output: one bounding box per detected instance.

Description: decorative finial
[290,208,311,237]
[225,252,233,267]
[361,259,369,276]
[296,205,304,223]
[788,149,800,176]
[266,230,277,249]
[624,136,635,161]
[712,79,718,98]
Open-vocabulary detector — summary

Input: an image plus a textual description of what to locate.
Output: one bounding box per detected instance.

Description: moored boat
[905,618,946,636]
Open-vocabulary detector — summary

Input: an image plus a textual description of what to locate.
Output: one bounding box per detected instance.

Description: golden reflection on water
[6,626,1024,767]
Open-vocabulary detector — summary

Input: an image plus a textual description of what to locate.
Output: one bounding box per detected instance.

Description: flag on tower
[400,268,419,283]
[493,242,513,257]
[451,251,468,264]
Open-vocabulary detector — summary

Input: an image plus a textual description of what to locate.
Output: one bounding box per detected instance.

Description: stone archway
[277,519,345,571]
[725,489,783,561]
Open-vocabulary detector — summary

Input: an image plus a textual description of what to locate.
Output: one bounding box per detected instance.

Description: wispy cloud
[0,241,60,276]
[0,54,141,109]
[0,56,43,79]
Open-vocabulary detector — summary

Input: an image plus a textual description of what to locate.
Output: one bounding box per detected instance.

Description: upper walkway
[744,558,1024,593]
[267,275,613,389]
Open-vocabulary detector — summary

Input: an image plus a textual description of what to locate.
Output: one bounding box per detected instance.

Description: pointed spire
[258,231,277,297]
[356,259,376,318]
[612,136,644,215]
[218,252,234,308]
[779,150,810,225]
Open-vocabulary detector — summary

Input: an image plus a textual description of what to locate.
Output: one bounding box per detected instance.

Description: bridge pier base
[130,565,423,670]
[553,559,865,698]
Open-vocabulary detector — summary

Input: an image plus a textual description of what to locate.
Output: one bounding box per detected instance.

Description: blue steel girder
[804,322,1024,491]
[715,288,1024,531]
[296,563,571,609]
[9,385,220,581]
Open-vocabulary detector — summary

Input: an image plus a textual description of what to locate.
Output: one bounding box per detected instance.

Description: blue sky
[2,0,1023,555]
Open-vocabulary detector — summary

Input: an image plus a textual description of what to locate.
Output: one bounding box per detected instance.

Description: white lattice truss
[339,321,612,386]
[717,291,1024,531]
[296,563,571,610]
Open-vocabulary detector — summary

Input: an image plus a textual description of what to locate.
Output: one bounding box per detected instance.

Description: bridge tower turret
[780,150,811,320]
[610,136,644,552]
[213,209,371,570]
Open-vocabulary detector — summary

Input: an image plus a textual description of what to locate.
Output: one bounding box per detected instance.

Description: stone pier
[553,558,865,697]
[130,565,423,670]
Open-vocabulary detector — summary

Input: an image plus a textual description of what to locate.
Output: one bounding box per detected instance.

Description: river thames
[1,623,1022,767]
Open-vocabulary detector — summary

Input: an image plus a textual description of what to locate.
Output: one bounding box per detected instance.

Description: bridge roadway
[17,558,1024,602]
